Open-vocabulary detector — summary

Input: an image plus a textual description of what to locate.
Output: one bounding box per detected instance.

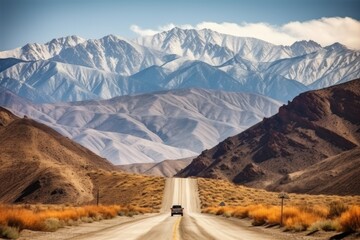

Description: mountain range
[0,87,281,164]
[0,28,359,196]
[0,28,359,104]
[177,79,360,195]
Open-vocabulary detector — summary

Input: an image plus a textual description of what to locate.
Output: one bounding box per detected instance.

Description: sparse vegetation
[87,170,165,211]
[339,205,360,232]
[198,177,360,233]
[0,204,150,239]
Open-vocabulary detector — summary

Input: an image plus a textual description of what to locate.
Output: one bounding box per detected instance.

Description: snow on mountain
[135,28,333,65]
[135,27,296,64]
[0,28,359,104]
[0,87,282,164]
[0,35,86,61]
[53,35,169,75]
[263,44,360,88]
[0,60,119,102]
[289,40,323,56]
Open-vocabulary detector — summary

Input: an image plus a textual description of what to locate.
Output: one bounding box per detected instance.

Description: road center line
[172,217,182,240]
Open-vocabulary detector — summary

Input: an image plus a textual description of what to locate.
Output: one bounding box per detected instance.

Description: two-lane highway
[71,178,278,240]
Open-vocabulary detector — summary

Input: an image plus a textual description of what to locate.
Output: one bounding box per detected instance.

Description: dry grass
[198,177,360,232]
[0,204,149,239]
[87,170,165,211]
[339,205,360,232]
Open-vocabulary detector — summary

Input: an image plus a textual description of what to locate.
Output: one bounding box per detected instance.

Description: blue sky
[0,0,360,51]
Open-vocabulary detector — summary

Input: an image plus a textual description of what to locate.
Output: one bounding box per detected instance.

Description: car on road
[171,205,184,216]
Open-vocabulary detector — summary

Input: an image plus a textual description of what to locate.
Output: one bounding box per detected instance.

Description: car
[171,205,184,216]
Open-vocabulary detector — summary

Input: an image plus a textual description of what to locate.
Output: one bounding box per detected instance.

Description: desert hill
[118,158,193,177]
[0,107,115,204]
[177,79,360,195]
[268,147,360,195]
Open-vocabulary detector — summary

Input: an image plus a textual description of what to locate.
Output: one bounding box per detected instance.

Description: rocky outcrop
[177,79,360,195]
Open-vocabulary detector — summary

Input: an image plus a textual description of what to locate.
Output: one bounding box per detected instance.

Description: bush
[309,220,340,232]
[0,225,19,239]
[328,201,348,218]
[0,204,149,234]
[43,218,63,232]
[339,206,360,232]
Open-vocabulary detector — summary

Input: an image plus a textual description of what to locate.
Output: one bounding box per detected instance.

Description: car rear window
[172,205,182,208]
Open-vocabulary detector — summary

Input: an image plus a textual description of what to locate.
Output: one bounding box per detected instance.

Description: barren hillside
[177,79,360,195]
[0,107,114,204]
[118,158,192,177]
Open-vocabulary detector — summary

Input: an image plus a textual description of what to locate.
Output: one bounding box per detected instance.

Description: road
[68,178,279,240]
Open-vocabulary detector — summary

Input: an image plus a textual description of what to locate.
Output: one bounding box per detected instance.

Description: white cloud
[130,25,158,36]
[130,17,360,50]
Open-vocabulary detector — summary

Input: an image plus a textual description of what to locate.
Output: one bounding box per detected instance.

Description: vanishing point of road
[69,178,278,240]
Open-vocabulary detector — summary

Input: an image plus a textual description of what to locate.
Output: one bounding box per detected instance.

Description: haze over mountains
[177,80,360,195]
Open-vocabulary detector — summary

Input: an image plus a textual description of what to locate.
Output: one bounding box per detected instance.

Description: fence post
[278,192,289,227]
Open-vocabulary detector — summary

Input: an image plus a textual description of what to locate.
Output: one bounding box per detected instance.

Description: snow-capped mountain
[1,27,359,165]
[0,87,282,164]
[135,27,303,64]
[53,35,170,76]
[0,35,86,61]
[1,28,359,104]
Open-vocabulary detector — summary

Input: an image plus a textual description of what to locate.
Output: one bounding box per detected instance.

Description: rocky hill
[177,79,360,195]
[0,107,115,204]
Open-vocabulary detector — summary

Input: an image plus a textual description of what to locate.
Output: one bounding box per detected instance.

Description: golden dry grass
[87,170,165,211]
[339,206,360,232]
[198,177,360,232]
[0,204,149,238]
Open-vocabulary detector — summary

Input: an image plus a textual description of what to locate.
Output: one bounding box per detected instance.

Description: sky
[0,0,360,51]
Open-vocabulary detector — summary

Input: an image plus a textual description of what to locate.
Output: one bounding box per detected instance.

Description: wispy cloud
[130,17,360,50]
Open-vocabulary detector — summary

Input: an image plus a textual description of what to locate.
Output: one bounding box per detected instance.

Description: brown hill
[268,147,360,195]
[0,107,115,204]
[177,79,360,195]
[118,158,193,177]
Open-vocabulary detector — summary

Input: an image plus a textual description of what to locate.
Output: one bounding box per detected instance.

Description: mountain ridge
[176,79,360,195]
[0,106,115,203]
[0,87,282,164]
[1,28,359,104]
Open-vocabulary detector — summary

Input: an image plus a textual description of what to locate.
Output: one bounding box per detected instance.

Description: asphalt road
[69,178,279,240]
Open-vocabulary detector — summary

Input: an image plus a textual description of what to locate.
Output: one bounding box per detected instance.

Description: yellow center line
[172,216,182,240]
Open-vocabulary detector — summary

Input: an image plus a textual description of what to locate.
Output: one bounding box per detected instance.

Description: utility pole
[97,188,100,206]
[278,192,289,227]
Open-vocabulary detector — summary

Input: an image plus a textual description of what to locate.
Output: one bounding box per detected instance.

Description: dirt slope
[177,79,360,195]
[118,158,192,177]
[0,107,115,204]
[268,147,360,195]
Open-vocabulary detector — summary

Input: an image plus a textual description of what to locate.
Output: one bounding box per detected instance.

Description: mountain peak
[47,35,85,45]
[291,40,321,48]
[325,42,348,51]
[290,40,322,55]
[102,34,123,42]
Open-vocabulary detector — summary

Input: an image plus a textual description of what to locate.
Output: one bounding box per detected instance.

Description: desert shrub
[0,225,19,239]
[283,207,321,231]
[339,206,360,232]
[80,217,94,223]
[309,220,340,232]
[0,204,149,234]
[249,206,277,225]
[43,218,63,232]
[299,205,329,218]
[328,201,348,218]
